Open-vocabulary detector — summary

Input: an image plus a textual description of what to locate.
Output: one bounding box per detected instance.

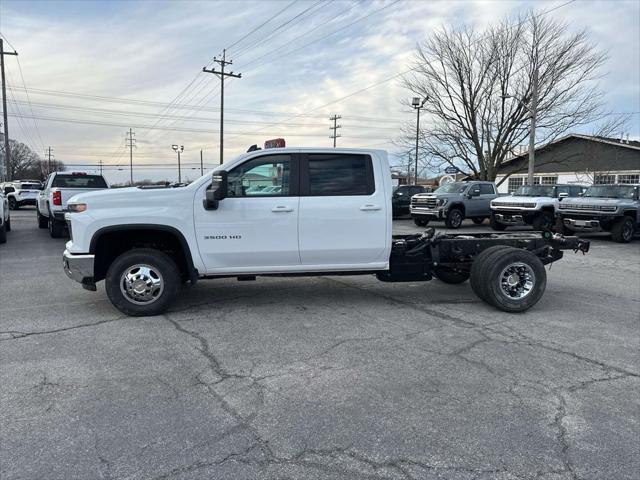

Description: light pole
[412,96,427,185]
[172,145,184,183]
[503,69,538,186]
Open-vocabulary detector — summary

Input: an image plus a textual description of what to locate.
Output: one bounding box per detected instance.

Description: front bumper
[63,249,95,285]
[411,206,446,220]
[16,198,37,206]
[559,213,618,232]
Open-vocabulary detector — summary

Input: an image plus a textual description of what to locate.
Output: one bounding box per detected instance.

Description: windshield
[52,175,108,188]
[514,185,555,197]
[17,183,42,190]
[434,182,467,194]
[583,185,637,199]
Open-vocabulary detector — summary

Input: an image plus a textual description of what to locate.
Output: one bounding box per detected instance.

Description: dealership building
[493,134,640,193]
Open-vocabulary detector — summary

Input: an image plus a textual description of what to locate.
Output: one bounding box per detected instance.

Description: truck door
[467,183,495,216]
[193,153,300,273]
[298,152,389,268]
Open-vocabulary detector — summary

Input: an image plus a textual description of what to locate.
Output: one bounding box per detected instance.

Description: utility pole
[329,114,341,147]
[99,159,103,175]
[125,128,135,185]
[1,39,18,181]
[200,149,203,176]
[45,146,53,175]
[412,97,427,185]
[203,49,241,165]
[527,68,538,186]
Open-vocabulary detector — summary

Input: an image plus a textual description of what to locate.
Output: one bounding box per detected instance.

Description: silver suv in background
[410,181,499,229]
[490,184,586,231]
[557,184,639,243]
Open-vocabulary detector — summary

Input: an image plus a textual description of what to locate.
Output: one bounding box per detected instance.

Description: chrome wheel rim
[623,220,633,240]
[120,264,164,305]
[451,211,462,228]
[499,262,535,300]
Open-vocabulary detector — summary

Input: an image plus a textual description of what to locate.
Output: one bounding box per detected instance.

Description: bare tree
[400,10,608,182]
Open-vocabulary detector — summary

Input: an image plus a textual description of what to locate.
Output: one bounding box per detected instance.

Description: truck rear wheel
[37,209,48,229]
[446,208,464,229]
[414,218,429,227]
[0,222,6,244]
[8,198,18,210]
[48,216,65,238]
[470,245,513,301]
[105,248,180,316]
[434,267,470,284]
[611,216,635,243]
[490,214,507,231]
[477,247,547,313]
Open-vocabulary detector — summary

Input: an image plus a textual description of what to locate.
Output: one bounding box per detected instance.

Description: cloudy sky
[0,0,638,184]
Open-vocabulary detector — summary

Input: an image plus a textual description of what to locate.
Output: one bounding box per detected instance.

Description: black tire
[470,245,514,302]
[479,247,547,313]
[8,198,18,210]
[471,217,486,225]
[105,248,181,316]
[434,267,470,284]
[560,224,574,236]
[48,216,65,238]
[37,209,48,229]
[490,213,507,231]
[5,216,10,232]
[532,211,555,231]
[611,216,635,243]
[0,222,6,244]
[445,208,464,229]
[414,218,429,227]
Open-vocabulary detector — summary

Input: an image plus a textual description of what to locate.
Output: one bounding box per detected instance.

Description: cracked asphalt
[1,208,639,480]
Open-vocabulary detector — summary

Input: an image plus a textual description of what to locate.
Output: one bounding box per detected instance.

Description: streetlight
[412,96,427,185]
[502,69,538,186]
[172,145,184,183]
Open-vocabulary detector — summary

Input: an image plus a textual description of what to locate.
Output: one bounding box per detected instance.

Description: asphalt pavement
[1,208,639,480]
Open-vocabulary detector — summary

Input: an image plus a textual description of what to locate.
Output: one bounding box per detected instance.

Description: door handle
[271,206,293,212]
[360,204,381,211]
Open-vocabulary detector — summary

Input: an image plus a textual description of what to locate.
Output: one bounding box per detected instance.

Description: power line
[226,0,297,51]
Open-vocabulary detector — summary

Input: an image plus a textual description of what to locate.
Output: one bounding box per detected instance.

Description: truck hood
[412,192,462,200]
[68,186,194,208]
[493,195,554,204]
[561,197,628,206]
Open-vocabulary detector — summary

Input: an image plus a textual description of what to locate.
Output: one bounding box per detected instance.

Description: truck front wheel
[414,218,429,227]
[105,248,181,316]
[611,216,635,243]
[37,209,48,229]
[475,247,547,312]
[532,211,554,231]
[490,214,507,231]
[48,216,65,238]
[446,208,464,229]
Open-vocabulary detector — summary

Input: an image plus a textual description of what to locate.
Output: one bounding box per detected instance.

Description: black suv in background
[392,184,427,217]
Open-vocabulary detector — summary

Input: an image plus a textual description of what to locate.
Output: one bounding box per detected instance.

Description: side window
[478,184,495,195]
[227,155,291,197]
[305,154,374,196]
[556,186,570,196]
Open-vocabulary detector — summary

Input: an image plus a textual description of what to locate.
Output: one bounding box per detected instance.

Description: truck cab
[410,181,498,228]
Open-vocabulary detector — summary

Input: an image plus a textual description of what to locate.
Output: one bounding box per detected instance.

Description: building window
[594,175,616,185]
[617,174,639,184]
[540,176,558,185]
[508,177,524,193]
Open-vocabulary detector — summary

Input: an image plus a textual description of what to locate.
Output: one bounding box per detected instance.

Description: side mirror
[203,171,228,211]
[468,188,480,197]
[578,191,584,196]
[558,192,569,201]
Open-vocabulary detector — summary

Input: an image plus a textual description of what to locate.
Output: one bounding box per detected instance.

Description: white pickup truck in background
[61,147,589,316]
[37,172,109,237]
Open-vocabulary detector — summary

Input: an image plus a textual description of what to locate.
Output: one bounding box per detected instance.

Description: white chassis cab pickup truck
[37,172,109,237]
[62,148,589,316]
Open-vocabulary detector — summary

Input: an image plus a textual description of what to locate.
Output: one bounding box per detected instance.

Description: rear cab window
[52,175,108,188]
[302,153,375,196]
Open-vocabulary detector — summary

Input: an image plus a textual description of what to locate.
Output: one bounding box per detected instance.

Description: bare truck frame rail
[377,230,590,312]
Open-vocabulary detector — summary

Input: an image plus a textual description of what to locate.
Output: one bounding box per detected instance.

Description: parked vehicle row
[36,172,110,238]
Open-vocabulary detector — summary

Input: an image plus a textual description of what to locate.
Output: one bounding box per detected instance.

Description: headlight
[437,198,448,206]
[67,203,87,213]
